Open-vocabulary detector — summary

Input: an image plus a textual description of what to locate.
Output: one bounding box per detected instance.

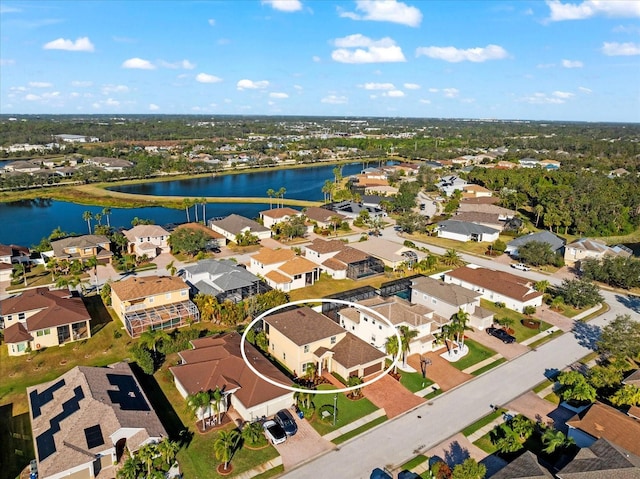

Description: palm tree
[266,188,276,209]
[399,325,419,367]
[322,180,334,203]
[214,429,240,472]
[534,280,550,293]
[510,415,534,440]
[542,428,574,454]
[55,275,80,291]
[294,386,313,410]
[211,387,224,424]
[200,197,207,224]
[533,204,544,227]
[242,421,264,445]
[139,328,170,353]
[46,257,58,281]
[155,438,179,468]
[136,443,157,478]
[82,211,93,234]
[442,248,462,267]
[330,215,343,235]
[187,390,212,430]
[166,260,177,276]
[333,165,342,185]
[102,207,112,227]
[277,187,286,208]
[12,263,27,286]
[182,198,192,222]
[450,309,472,348]
[385,335,400,373]
[117,456,141,479]
[347,375,363,398]
[85,255,99,277]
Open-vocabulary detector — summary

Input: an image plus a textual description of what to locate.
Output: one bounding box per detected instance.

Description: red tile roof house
[170,332,293,422]
[248,247,320,292]
[1,287,92,356]
[264,307,386,380]
[27,362,167,479]
[259,207,303,229]
[443,265,543,313]
[303,238,385,280]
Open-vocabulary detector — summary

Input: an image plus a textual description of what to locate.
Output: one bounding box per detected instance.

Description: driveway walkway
[272,414,335,470]
[362,374,424,419]
[533,303,575,332]
[466,329,529,360]
[506,391,575,432]
[407,352,471,392]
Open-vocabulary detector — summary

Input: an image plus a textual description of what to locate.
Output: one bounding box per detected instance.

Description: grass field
[400,370,434,393]
[480,299,552,342]
[450,339,496,372]
[472,358,507,376]
[332,415,388,445]
[307,385,379,437]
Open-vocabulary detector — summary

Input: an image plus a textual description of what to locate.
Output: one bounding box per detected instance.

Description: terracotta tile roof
[278,256,318,275]
[265,307,345,346]
[123,224,170,241]
[339,296,433,327]
[333,247,369,264]
[265,270,292,284]
[567,402,640,457]
[445,266,543,303]
[252,247,296,265]
[4,322,33,343]
[0,243,30,258]
[170,333,291,409]
[260,207,301,219]
[110,275,188,302]
[329,332,385,369]
[304,207,345,224]
[322,257,347,271]
[305,238,347,254]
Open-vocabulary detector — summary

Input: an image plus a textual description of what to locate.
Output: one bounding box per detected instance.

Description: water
[0,162,370,247]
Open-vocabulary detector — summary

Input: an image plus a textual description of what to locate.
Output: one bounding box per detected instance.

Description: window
[16,343,25,352]
[372,319,376,325]
[18,313,25,321]
[294,274,302,280]
[379,325,382,330]
[432,298,437,304]
[36,329,50,337]
[371,335,376,342]
[149,297,154,303]
[303,345,309,353]
[283,352,286,360]
[165,293,172,299]
[363,317,368,322]
[181,290,187,297]
[330,336,336,345]
[271,343,275,351]
[423,294,428,300]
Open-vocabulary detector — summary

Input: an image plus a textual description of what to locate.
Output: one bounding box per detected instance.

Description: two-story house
[48,235,113,264]
[0,243,30,282]
[209,214,272,243]
[183,258,265,303]
[303,238,384,279]
[264,307,385,379]
[259,207,303,229]
[123,224,171,259]
[563,238,632,268]
[110,276,199,337]
[1,287,92,356]
[303,207,348,230]
[248,247,319,292]
[443,266,543,313]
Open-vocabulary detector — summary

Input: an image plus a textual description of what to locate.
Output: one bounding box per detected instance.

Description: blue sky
[1,0,639,122]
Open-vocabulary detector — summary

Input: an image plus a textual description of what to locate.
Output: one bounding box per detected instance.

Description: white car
[511,263,530,271]
[263,420,287,445]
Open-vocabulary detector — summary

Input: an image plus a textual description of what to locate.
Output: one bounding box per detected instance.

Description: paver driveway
[272,413,335,470]
[466,328,528,360]
[363,373,425,419]
[407,352,472,391]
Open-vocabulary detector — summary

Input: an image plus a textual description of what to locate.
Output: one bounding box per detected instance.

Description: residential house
[490,450,553,479]
[0,262,12,283]
[303,238,384,279]
[349,237,421,271]
[519,157,540,168]
[248,247,320,292]
[460,184,493,199]
[3,160,42,174]
[436,175,468,196]
[27,362,167,479]
[359,167,387,179]
[361,195,384,208]
[443,265,543,312]
[564,238,632,267]
[338,295,444,355]
[436,220,500,243]
[48,235,113,264]
[170,332,293,422]
[1,287,92,356]
[329,201,387,221]
[457,200,515,219]
[123,224,170,259]
[54,134,99,143]
[539,159,561,170]
[0,243,30,264]
[410,276,494,330]
[110,276,199,337]
[259,207,303,229]
[264,307,386,379]
[556,438,640,478]
[451,211,507,231]
[85,157,133,171]
[183,258,266,303]
[209,214,271,243]
[566,402,640,456]
[173,222,225,248]
[506,231,565,257]
[303,206,348,229]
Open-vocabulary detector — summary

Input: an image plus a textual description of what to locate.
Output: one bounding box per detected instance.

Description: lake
[0,162,368,247]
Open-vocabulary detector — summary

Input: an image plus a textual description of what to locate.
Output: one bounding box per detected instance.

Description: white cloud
[159,59,196,69]
[0,58,16,66]
[537,63,556,68]
[332,34,406,63]
[105,98,120,106]
[25,94,41,101]
[70,92,80,98]
[208,18,216,26]
[361,82,395,90]
[237,79,269,90]
[562,59,583,68]
[339,0,423,27]
[262,0,302,12]
[196,73,223,83]
[443,88,459,98]
[546,0,640,21]
[43,36,95,52]
[553,90,574,99]
[613,24,640,34]
[384,90,405,97]
[101,84,129,94]
[578,86,593,93]
[28,81,52,88]
[122,57,156,69]
[321,94,348,104]
[419,99,431,104]
[602,41,640,56]
[416,44,508,62]
[294,84,303,90]
[428,88,439,93]
[42,91,60,99]
[312,55,321,62]
[149,103,160,111]
[520,92,568,104]
[270,92,289,98]
[0,5,21,13]
[10,86,27,92]
[404,82,420,89]
[71,80,93,87]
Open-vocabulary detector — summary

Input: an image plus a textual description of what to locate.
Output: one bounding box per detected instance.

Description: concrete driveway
[363,373,425,419]
[272,414,335,470]
[506,392,575,432]
[407,352,472,392]
[466,328,529,360]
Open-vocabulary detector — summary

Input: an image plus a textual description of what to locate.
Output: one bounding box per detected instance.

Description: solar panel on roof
[106,374,150,411]
[35,386,85,461]
[30,379,65,418]
[84,424,105,449]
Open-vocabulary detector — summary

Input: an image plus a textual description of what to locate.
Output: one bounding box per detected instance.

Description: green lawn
[332,415,388,445]
[400,370,434,393]
[461,408,506,437]
[480,300,552,342]
[544,391,562,405]
[450,339,496,372]
[402,454,429,470]
[532,379,553,394]
[424,388,443,400]
[471,358,507,376]
[307,385,379,436]
[473,432,499,454]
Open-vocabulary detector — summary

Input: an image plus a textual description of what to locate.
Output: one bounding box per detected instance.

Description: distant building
[506,231,565,257]
[53,134,99,143]
[209,214,271,243]
[564,238,632,267]
[259,207,303,229]
[437,220,500,243]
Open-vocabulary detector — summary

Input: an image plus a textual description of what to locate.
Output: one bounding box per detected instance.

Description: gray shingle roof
[210,214,269,235]
[437,220,499,236]
[557,438,640,478]
[491,450,554,479]
[183,259,261,293]
[507,231,565,252]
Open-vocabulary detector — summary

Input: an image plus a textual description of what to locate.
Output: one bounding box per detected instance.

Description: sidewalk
[521,326,560,346]
[322,409,387,442]
[462,354,503,375]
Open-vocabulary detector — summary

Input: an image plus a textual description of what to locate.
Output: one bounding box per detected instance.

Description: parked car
[511,263,530,271]
[274,409,298,436]
[486,327,516,344]
[263,420,287,445]
[29,460,38,479]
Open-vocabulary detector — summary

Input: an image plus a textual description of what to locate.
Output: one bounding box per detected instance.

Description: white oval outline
[240,298,402,395]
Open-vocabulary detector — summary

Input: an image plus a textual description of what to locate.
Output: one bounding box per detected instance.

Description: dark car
[486,327,516,344]
[274,409,298,436]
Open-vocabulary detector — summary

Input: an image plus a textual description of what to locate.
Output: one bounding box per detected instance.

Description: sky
[1,0,639,122]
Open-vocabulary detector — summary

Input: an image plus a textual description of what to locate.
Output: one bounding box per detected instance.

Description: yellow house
[264,307,385,380]
[110,276,199,337]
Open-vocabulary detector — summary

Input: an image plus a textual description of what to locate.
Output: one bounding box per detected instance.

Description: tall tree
[102,206,112,227]
[542,428,574,454]
[82,210,93,234]
[266,188,276,209]
[451,458,486,479]
[597,314,640,361]
[399,325,419,367]
[213,429,240,472]
[385,335,400,373]
[610,384,640,407]
[186,390,211,430]
[450,309,473,348]
[442,249,463,267]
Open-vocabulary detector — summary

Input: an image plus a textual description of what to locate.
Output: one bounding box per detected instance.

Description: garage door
[363,362,382,377]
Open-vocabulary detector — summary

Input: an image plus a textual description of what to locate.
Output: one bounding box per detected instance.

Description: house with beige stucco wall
[123,224,170,259]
